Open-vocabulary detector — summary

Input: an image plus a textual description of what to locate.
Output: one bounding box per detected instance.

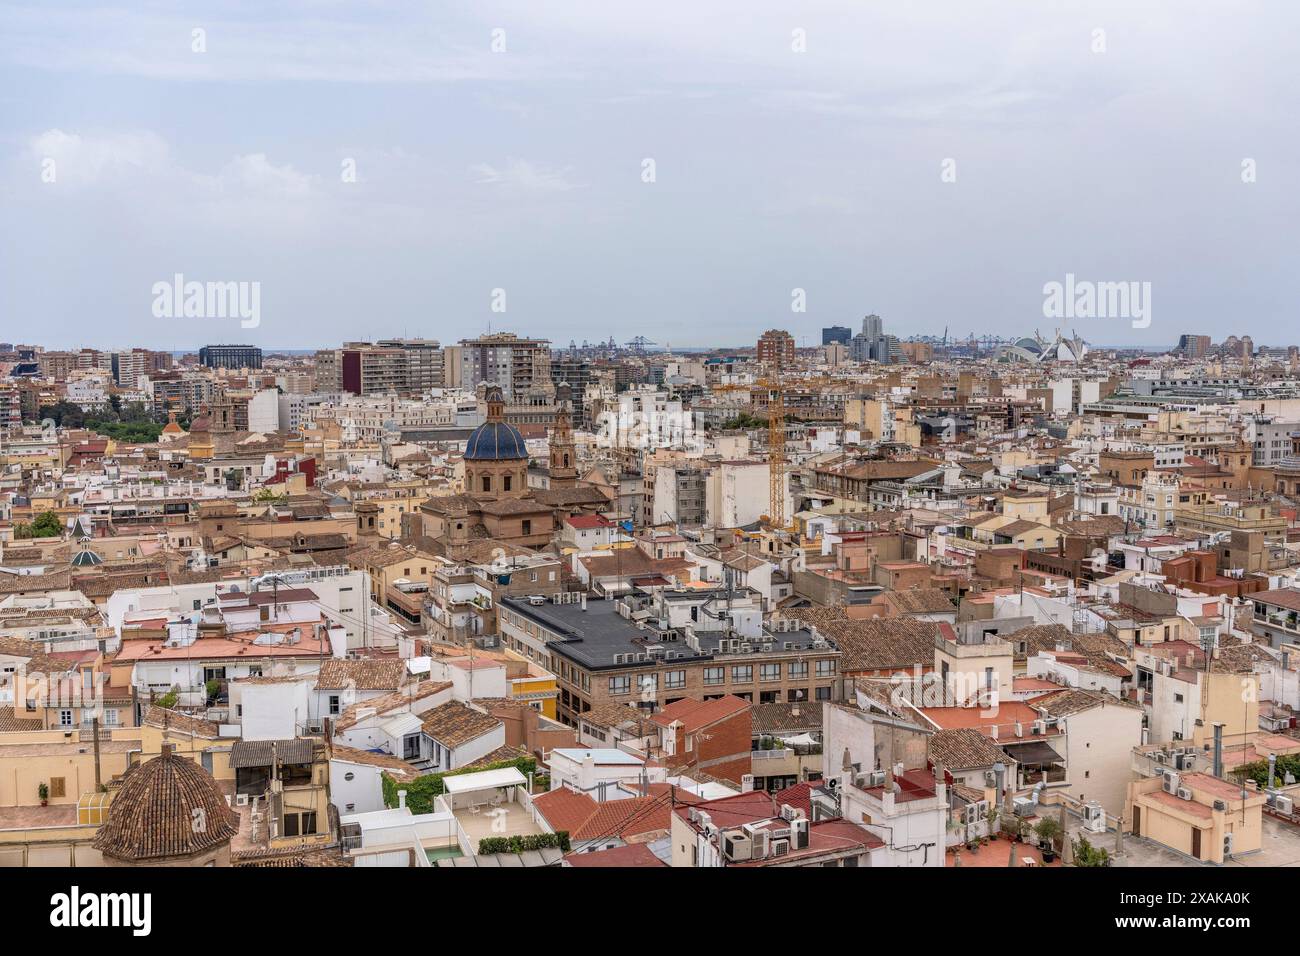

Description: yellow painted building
[1126,771,1264,864]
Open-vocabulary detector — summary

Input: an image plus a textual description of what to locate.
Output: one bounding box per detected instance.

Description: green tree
[1071,834,1111,867]
[38,401,85,428]
[23,511,64,538]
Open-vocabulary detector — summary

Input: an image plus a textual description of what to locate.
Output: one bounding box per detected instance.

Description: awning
[442,767,528,795]
[230,738,315,769]
[379,713,424,740]
[1003,740,1063,765]
[778,733,819,748]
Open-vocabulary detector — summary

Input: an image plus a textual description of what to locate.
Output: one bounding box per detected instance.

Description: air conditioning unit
[722,829,753,862]
[1176,787,1193,801]
[868,770,887,787]
[1223,833,1235,856]
[1162,770,1179,794]
[779,804,801,822]
[751,829,769,858]
[770,839,789,857]
[1212,799,1228,812]
[1083,802,1105,833]
[1275,795,1294,815]
[1031,720,1046,735]
[1154,752,1168,765]
[791,818,810,850]
[236,793,249,806]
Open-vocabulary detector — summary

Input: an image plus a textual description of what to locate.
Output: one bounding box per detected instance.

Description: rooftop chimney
[398,789,407,810]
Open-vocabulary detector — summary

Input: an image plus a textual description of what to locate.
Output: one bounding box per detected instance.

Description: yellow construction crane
[766,374,787,529]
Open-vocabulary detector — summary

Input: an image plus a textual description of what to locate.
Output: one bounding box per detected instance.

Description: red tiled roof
[533,788,600,833]
[649,694,750,731]
[565,844,666,867]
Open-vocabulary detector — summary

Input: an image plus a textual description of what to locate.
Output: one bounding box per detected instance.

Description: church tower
[463,385,529,500]
[548,383,578,488]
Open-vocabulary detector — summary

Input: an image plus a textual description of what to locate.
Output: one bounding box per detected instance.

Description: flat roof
[501,596,710,670]
[552,748,643,766]
[442,766,528,794]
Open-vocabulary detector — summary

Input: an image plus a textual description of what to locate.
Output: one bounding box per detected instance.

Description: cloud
[470,159,584,193]
[25,128,171,187]
[215,153,316,198]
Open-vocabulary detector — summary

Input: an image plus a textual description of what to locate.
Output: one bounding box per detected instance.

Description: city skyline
[4,1,1297,348]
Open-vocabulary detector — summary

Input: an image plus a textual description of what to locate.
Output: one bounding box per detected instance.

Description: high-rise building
[456,332,551,399]
[326,339,445,396]
[551,356,594,428]
[1176,334,1211,358]
[756,329,796,367]
[850,314,891,363]
[113,348,174,387]
[340,343,406,396]
[200,344,263,370]
[822,326,851,345]
[376,338,444,393]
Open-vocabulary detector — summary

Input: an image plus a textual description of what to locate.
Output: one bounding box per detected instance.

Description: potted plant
[38,782,49,807]
[1034,817,1062,862]
[986,805,1000,840]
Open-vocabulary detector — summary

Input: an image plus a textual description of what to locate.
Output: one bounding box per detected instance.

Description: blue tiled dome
[464,421,528,460]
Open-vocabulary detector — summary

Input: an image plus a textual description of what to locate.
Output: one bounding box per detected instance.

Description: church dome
[465,421,528,461]
[465,385,527,461]
[92,744,239,863]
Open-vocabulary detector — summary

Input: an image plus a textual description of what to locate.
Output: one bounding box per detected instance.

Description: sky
[2,1,1297,351]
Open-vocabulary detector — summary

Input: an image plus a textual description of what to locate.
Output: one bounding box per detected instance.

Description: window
[49,777,66,798]
[760,663,781,682]
[609,675,632,695]
[816,660,836,677]
[59,710,73,727]
[482,475,492,492]
[522,520,532,536]
[814,687,831,701]
[284,814,300,837]
[665,670,686,689]
[731,665,753,683]
[329,695,341,716]
[301,811,318,835]
[504,475,512,492]
[703,667,724,686]
[639,674,657,696]
[789,661,808,679]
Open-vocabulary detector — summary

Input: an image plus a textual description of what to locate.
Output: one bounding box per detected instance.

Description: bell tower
[549,383,578,488]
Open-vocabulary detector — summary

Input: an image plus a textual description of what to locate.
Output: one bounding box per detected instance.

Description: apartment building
[497,591,841,728]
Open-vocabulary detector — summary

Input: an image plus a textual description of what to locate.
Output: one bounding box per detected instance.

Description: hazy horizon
[4,1,1297,351]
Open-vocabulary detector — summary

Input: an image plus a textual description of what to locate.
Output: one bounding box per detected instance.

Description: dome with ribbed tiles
[465,385,527,461]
